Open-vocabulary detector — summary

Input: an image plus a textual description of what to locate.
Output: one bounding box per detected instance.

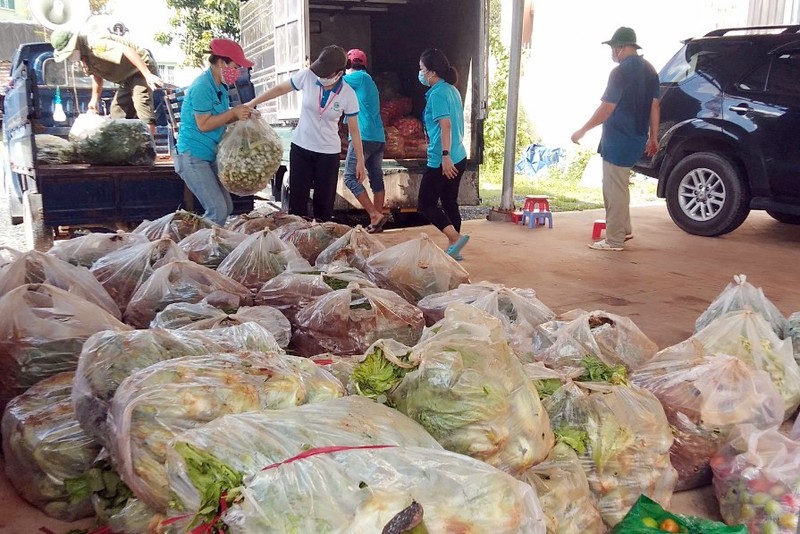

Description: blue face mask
[418,71,430,87]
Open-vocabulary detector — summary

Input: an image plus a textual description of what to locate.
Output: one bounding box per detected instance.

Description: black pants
[289,143,341,221]
[418,159,467,232]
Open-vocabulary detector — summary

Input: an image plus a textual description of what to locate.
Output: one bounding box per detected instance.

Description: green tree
[154,0,240,67]
[89,0,112,14]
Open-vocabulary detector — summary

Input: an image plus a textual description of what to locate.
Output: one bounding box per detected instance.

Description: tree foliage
[154,0,241,67]
[89,0,112,14]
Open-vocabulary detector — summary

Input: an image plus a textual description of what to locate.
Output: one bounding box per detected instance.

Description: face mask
[418,71,430,86]
[318,73,341,86]
[222,65,239,85]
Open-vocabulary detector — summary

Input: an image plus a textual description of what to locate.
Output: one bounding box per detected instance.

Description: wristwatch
[442,150,450,157]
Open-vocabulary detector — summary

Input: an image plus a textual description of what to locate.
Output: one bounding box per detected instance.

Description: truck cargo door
[274,0,309,121]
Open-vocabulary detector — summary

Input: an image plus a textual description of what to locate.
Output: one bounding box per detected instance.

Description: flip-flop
[367,215,388,234]
[445,234,470,259]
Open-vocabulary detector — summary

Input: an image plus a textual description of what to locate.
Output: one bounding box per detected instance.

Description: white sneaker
[588,239,623,251]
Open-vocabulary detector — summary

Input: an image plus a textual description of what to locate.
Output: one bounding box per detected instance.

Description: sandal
[366,216,388,234]
[445,234,470,259]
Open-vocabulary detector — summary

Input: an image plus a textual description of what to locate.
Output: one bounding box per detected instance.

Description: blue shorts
[343,140,385,196]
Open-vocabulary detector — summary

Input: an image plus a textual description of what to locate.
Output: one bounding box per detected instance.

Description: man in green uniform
[50,29,163,134]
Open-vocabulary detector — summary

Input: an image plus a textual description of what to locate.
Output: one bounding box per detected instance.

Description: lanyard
[318,81,343,119]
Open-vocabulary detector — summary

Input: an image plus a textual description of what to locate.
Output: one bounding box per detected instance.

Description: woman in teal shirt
[417,48,469,260]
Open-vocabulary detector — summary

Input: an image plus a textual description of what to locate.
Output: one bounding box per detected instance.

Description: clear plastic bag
[90,237,187,313]
[0,284,130,412]
[693,310,800,419]
[314,225,386,271]
[274,220,352,264]
[788,311,800,366]
[292,285,425,357]
[107,352,344,511]
[132,210,215,242]
[391,304,554,476]
[217,229,311,294]
[0,249,120,319]
[365,234,471,303]
[48,231,149,268]
[0,246,22,270]
[711,424,800,533]
[221,445,547,534]
[123,259,252,328]
[225,209,305,234]
[69,114,156,166]
[633,345,784,490]
[217,117,283,195]
[177,227,247,268]
[35,134,77,164]
[696,274,787,338]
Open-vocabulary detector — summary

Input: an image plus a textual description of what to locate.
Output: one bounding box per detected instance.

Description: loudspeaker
[29,0,90,31]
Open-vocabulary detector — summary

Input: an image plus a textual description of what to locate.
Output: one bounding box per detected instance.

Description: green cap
[602,27,641,49]
[51,30,79,62]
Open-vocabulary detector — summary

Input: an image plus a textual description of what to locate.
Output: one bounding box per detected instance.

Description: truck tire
[766,210,800,225]
[23,191,54,251]
[665,152,750,237]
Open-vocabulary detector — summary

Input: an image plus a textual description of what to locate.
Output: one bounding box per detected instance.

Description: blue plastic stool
[521,210,553,229]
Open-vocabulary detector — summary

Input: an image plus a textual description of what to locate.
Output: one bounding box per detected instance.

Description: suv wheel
[665,152,750,237]
[766,210,800,225]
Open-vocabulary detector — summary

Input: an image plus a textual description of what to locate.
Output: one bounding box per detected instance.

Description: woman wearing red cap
[174,38,255,226]
[246,45,366,222]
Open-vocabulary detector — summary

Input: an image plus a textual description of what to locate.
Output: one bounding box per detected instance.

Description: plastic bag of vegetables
[220,445,547,534]
[35,134,77,164]
[347,339,416,403]
[519,442,605,534]
[162,396,442,530]
[225,208,305,234]
[632,344,784,491]
[274,220,351,264]
[123,259,252,328]
[69,114,156,166]
[132,210,215,242]
[151,301,291,348]
[314,225,386,271]
[612,495,748,534]
[390,304,554,475]
[692,310,800,419]
[696,274,787,338]
[90,237,187,313]
[0,249,120,319]
[0,284,130,412]
[365,234,471,303]
[255,265,376,324]
[48,231,149,269]
[711,424,800,533]
[177,226,247,269]
[107,351,344,510]
[217,229,311,294]
[217,116,283,195]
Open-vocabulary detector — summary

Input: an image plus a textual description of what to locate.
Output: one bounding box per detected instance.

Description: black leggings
[289,143,341,221]
[418,159,467,232]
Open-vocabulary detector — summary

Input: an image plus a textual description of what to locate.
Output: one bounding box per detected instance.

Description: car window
[737,51,800,96]
[660,41,749,85]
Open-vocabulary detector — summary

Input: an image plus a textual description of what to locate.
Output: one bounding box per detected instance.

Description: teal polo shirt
[423,79,467,168]
[176,69,230,162]
[343,70,386,143]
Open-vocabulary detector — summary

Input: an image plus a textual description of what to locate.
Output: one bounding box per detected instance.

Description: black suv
[634,25,800,236]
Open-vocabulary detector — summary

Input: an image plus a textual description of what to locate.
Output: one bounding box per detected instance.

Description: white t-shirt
[290,69,359,154]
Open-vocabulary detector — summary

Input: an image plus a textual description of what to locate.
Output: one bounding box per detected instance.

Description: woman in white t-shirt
[247,45,366,221]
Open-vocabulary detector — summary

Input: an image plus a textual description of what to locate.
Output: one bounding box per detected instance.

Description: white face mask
[318,73,341,86]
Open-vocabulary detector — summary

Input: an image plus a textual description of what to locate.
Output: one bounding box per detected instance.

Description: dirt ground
[2,203,799,532]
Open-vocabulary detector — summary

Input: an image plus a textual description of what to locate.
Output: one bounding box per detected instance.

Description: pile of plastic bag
[133,210,215,243]
[177,227,247,268]
[48,231,148,268]
[225,208,305,234]
[274,220,351,264]
[314,225,386,272]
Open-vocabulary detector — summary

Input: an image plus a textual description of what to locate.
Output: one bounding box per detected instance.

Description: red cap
[347,48,367,66]
[209,38,254,68]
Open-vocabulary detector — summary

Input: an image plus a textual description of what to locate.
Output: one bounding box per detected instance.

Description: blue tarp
[515,143,566,176]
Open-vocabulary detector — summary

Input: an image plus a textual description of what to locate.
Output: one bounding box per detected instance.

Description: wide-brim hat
[602,26,641,49]
[310,46,348,78]
[51,30,79,62]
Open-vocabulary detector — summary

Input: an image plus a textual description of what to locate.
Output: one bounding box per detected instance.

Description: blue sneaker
[446,234,470,259]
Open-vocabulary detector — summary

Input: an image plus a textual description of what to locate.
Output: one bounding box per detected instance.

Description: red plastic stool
[522,195,550,213]
[592,219,606,239]
[511,211,524,224]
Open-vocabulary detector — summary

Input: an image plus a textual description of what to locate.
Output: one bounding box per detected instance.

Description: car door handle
[729,104,751,115]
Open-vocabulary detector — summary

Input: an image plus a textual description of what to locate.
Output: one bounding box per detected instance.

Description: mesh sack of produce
[390,304,554,475]
[69,114,156,166]
[418,281,555,362]
[365,234,471,304]
[0,284,130,412]
[540,376,678,528]
[90,237,187,313]
[0,249,120,319]
[394,116,424,138]
[48,231,149,268]
[217,229,311,294]
[693,310,800,419]
[533,309,658,372]
[225,208,305,234]
[152,301,291,348]
[788,311,800,365]
[632,345,784,491]
[314,225,386,271]
[292,285,425,357]
[711,424,800,533]
[177,227,247,269]
[217,116,283,195]
[132,210,215,243]
[696,274,787,338]
[162,396,442,529]
[123,259,252,328]
[274,220,351,264]
[35,134,77,164]
[383,126,406,159]
[518,442,605,534]
[107,351,344,510]
[220,445,547,534]
[612,495,748,534]
[254,265,376,325]
[2,372,102,521]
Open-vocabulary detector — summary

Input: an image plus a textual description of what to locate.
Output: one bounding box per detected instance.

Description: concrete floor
[2,204,799,532]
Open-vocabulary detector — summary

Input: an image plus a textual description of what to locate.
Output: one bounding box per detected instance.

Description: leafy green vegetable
[554,425,590,455]
[535,378,563,399]
[352,348,409,400]
[323,275,350,291]
[578,355,628,384]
